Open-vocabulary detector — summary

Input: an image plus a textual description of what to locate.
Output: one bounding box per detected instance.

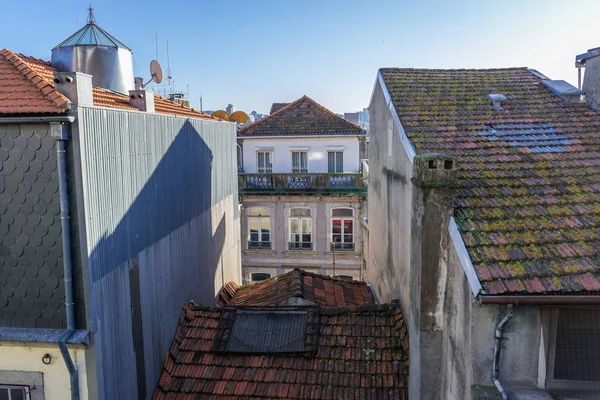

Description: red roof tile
[381,68,600,295]
[270,102,290,114]
[153,302,409,399]
[217,269,375,307]
[239,96,364,137]
[0,48,213,119]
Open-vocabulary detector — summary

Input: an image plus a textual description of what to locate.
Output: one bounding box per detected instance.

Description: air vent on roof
[488,94,507,110]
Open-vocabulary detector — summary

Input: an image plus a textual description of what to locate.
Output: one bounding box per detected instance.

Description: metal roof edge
[377,70,417,162]
[449,217,483,297]
[0,328,90,345]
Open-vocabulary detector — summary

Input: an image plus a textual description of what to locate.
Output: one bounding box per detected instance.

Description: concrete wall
[73,107,241,399]
[241,136,362,173]
[583,55,600,109]
[240,194,364,282]
[0,343,88,399]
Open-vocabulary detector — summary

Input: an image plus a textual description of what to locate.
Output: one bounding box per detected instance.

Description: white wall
[241,136,362,173]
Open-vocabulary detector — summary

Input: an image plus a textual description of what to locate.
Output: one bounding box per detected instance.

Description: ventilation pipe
[492,304,514,400]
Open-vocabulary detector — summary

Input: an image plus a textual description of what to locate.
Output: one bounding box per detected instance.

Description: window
[251,273,271,282]
[548,308,600,394]
[331,208,354,251]
[327,151,344,173]
[335,275,354,281]
[248,207,271,249]
[289,208,312,250]
[0,386,29,400]
[257,151,272,173]
[292,151,308,173]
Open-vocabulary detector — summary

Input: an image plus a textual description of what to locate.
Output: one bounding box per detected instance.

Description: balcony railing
[239,173,366,192]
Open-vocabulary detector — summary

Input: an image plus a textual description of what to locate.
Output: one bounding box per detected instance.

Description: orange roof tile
[217,269,375,307]
[0,48,214,119]
[153,302,409,399]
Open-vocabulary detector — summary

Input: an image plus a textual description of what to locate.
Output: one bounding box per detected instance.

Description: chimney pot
[53,71,93,106]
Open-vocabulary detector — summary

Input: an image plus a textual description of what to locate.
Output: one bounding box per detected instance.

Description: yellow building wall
[0,343,88,400]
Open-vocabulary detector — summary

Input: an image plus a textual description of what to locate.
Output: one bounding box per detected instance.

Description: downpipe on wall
[493,304,514,400]
[53,123,80,400]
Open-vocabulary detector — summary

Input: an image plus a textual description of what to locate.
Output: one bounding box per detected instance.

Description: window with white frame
[327,151,344,173]
[331,208,354,251]
[0,385,29,400]
[289,208,312,250]
[248,207,271,249]
[250,273,271,282]
[547,307,600,394]
[257,151,273,173]
[291,151,308,173]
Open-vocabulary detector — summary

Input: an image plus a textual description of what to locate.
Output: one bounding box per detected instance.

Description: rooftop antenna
[166,40,172,87]
[155,33,159,61]
[87,6,96,24]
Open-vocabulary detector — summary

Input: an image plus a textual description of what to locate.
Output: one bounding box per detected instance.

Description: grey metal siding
[75,107,241,399]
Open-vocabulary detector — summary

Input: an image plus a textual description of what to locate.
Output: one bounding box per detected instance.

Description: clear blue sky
[2,0,599,114]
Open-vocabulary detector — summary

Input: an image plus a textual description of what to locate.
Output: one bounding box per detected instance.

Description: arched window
[289,208,312,250]
[248,207,271,249]
[331,208,354,251]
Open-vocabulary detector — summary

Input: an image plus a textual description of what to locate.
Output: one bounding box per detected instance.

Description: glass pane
[290,208,310,217]
[249,207,269,217]
[266,152,272,172]
[302,233,311,243]
[302,219,311,234]
[300,152,308,171]
[290,218,299,234]
[292,152,299,171]
[332,208,353,217]
[258,152,265,169]
[328,152,335,173]
[336,152,343,172]
[332,219,342,234]
[251,273,271,281]
[343,219,353,236]
[11,389,25,400]
[261,219,270,241]
[0,389,9,400]
[332,234,342,243]
[344,234,353,243]
[249,218,259,242]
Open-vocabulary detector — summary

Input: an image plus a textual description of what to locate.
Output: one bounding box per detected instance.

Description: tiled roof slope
[0,49,213,119]
[381,67,600,295]
[153,302,409,400]
[270,102,289,114]
[239,95,364,137]
[218,269,375,307]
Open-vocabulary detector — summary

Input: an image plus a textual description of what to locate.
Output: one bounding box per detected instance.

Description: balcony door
[327,151,344,173]
[291,151,308,173]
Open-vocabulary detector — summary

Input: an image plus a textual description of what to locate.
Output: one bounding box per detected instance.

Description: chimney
[410,153,457,399]
[129,90,155,113]
[53,71,93,106]
[577,47,600,110]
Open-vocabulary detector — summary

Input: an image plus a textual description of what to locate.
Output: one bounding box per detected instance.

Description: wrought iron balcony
[238,173,367,194]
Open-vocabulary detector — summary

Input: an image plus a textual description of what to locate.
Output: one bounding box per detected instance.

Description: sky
[1,0,599,114]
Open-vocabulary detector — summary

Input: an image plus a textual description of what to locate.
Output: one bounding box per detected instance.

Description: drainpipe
[51,122,80,400]
[492,304,514,400]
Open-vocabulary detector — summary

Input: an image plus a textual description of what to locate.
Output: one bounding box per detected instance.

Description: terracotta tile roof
[270,102,290,114]
[381,67,600,295]
[217,269,375,307]
[239,95,365,137]
[0,49,69,114]
[0,48,213,119]
[153,302,409,399]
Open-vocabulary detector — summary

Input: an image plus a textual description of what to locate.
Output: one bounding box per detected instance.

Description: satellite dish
[212,110,229,121]
[150,60,163,84]
[229,111,249,125]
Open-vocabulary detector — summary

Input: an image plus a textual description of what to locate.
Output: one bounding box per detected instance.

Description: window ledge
[284,250,318,256]
[244,249,276,255]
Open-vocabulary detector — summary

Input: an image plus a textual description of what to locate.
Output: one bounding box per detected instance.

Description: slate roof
[218,269,375,307]
[153,302,409,400]
[239,96,364,137]
[380,67,600,295]
[269,102,289,114]
[0,49,213,119]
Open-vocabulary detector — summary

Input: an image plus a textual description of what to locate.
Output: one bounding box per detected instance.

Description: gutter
[51,122,80,400]
[479,295,600,305]
[0,115,74,123]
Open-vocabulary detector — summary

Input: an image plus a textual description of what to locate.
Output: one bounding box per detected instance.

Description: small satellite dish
[150,60,163,84]
[212,110,229,121]
[229,111,249,125]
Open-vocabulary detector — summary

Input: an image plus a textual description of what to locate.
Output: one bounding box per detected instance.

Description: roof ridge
[290,269,304,299]
[0,49,70,111]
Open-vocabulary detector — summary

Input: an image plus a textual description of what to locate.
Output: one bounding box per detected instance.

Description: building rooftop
[153,302,409,400]
[0,49,212,119]
[380,67,600,295]
[218,269,375,307]
[269,102,290,114]
[239,95,364,137]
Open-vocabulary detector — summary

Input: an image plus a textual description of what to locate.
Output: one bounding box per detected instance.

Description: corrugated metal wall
[75,107,241,399]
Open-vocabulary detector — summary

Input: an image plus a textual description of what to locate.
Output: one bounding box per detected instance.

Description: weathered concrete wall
[583,55,600,109]
[240,194,364,282]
